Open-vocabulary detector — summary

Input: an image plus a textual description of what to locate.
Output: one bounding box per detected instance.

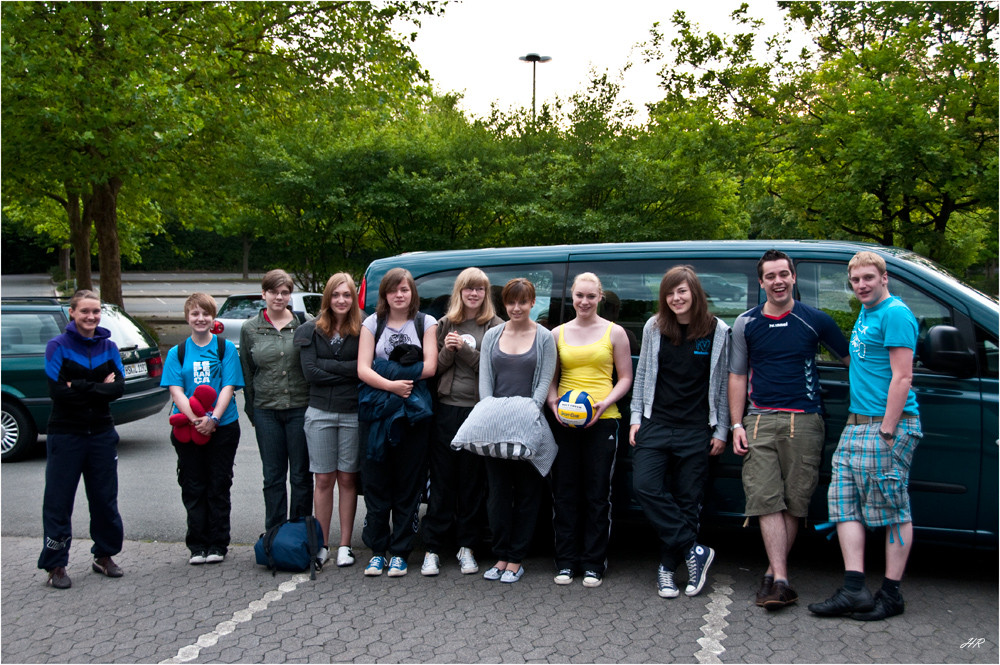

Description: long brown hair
[445,267,496,325]
[656,266,715,344]
[375,268,419,320]
[316,273,362,338]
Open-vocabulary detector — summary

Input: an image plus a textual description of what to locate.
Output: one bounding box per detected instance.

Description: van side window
[796,261,954,369]
[976,326,999,378]
[566,259,755,355]
[413,265,560,329]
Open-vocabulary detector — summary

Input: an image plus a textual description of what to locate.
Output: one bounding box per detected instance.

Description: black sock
[844,570,866,592]
[881,577,902,599]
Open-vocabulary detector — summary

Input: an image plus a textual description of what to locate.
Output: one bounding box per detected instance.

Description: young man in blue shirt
[809,251,922,621]
[729,250,849,610]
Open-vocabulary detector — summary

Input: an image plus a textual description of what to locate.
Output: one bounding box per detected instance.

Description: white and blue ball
[557,390,595,428]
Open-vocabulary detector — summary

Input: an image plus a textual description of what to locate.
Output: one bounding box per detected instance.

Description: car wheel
[1,401,38,462]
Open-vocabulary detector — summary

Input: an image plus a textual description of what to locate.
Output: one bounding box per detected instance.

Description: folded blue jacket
[358,358,433,460]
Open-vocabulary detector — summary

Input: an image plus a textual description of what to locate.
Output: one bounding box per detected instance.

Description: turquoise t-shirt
[161,336,244,425]
[848,296,920,417]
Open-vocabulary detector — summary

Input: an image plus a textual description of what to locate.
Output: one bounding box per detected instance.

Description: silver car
[214,293,322,350]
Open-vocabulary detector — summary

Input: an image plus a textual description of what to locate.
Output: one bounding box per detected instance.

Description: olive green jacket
[239,310,309,424]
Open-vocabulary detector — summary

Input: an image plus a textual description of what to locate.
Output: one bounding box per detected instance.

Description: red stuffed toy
[169,385,219,445]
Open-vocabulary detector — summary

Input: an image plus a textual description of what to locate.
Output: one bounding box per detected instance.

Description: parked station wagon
[1,298,170,461]
[362,240,998,548]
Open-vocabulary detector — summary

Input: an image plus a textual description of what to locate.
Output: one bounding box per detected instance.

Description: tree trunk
[64,185,93,291]
[92,177,124,307]
[242,233,251,279]
[59,247,71,281]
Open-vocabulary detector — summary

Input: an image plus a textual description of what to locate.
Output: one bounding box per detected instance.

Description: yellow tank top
[556,323,620,419]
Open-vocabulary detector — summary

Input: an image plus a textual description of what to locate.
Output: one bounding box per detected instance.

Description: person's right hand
[629,424,640,447]
[391,379,414,398]
[732,427,749,456]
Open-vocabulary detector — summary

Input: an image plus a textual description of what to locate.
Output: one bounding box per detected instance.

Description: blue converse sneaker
[387,556,408,577]
[364,555,387,576]
[684,543,715,596]
[657,565,679,598]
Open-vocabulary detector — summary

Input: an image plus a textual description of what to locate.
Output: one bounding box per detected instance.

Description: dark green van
[362,240,998,548]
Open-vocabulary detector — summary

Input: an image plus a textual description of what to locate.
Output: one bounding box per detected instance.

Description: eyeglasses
[463,286,487,293]
[267,290,292,297]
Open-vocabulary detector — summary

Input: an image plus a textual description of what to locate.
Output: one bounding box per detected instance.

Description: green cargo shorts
[741,411,824,518]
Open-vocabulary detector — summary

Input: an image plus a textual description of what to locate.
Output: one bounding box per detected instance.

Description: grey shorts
[741,411,824,518]
[303,407,360,474]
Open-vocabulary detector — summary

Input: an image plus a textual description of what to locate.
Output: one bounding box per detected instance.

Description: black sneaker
[808,586,875,617]
[853,589,905,621]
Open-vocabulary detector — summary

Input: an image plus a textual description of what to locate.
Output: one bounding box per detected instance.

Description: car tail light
[212,320,224,334]
[147,355,163,378]
[358,277,367,309]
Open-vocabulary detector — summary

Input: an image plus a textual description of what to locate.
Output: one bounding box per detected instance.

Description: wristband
[209,414,221,426]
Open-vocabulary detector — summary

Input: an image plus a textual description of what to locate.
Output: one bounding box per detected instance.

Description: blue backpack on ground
[254,516,323,580]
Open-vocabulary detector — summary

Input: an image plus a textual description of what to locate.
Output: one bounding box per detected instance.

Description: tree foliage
[647,1,998,273]
[2,0,438,303]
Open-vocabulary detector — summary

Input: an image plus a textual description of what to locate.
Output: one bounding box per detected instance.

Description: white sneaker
[316,547,330,566]
[456,547,479,574]
[421,552,440,576]
[336,546,355,567]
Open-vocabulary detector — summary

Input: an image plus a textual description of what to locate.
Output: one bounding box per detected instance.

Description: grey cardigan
[629,316,731,441]
[479,322,557,409]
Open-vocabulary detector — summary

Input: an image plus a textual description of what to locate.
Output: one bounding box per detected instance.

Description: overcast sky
[407,0,789,123]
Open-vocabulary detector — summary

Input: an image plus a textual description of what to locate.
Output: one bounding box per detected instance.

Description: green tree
[647,2,998,274]
[2,1,437,304]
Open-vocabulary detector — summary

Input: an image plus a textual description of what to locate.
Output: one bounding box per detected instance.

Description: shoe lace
[658,567,675,589]
[390,556,404,568]
[458,549,475,568]
[685,554,699,581]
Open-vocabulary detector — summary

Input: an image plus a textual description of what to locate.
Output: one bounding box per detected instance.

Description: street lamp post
[519,53,551,123]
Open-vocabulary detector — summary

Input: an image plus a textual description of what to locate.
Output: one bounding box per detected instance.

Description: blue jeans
[254,407,312,530]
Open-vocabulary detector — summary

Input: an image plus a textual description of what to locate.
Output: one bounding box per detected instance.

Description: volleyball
[557,390,595,428]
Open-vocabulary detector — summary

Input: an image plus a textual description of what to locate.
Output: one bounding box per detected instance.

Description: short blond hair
[184,292,218,319]
[572,272,603,296]
[848,251,887,276]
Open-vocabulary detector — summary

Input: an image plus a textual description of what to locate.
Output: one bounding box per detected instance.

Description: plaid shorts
[827,418,922,527]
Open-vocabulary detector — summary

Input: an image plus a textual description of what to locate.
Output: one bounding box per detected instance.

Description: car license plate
[123,362,148,379]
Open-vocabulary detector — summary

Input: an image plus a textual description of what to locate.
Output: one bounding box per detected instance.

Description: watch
[879,429,895,442]
[731,423,744,431]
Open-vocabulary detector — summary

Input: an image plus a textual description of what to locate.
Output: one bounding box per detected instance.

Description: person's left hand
[194,416,217,436]
[709,437,726,456]
[585,400,610,427]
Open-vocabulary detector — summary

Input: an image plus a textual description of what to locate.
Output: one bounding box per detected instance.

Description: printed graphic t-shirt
[161,335,244,425]
[848,296,920,417]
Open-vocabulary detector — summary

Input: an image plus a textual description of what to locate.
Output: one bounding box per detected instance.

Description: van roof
[366,239,909,274]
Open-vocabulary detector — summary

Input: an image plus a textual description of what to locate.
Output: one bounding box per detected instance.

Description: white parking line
[159,573,310,664]
[695,573,733,664]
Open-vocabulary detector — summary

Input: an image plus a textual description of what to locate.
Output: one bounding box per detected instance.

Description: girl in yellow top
[546,272,634,588]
